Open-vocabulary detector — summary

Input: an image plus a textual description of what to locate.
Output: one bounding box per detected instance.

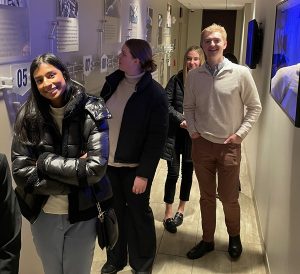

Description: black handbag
[93,188,119,250]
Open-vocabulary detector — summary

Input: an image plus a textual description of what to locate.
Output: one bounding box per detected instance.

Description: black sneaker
[163,218,177,233]
[186,240,214,259]
[101,262,124,274]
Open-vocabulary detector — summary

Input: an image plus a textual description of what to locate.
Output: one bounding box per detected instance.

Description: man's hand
[191,132,201,139]
[224,134,242,144]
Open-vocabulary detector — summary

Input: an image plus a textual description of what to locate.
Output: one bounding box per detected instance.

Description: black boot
[101,262,124,274]
[228,235,243,259]
[186,240,214,259]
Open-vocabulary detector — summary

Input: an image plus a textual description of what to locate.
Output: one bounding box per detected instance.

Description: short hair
[201,23,227,44]
[125,39,157,73]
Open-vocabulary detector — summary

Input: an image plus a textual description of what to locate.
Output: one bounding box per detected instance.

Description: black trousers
[0,153,21,274]
[106,166,156,272]
[164,146,193,204]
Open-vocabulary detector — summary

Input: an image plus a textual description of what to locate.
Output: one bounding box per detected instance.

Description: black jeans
[106,166,156,272]
[164,146,193,204]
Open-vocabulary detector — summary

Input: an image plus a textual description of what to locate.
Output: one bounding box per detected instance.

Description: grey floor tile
[153,254,193,274]
[231,243,267,274]
[192,250,231,273]
[159,225,199,257]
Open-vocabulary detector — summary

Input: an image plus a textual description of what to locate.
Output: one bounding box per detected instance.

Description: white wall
[240,3,254,65]
[233,9,244,62]
[186,10,202,47]
[140,0,189,86]
[251,0,300,273]
[242,0,263,188]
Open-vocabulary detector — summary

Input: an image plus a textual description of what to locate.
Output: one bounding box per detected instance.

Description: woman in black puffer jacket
[161,46,205,234]
[11,53,112,274]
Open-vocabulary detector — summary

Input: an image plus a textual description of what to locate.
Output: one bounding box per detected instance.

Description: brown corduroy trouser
[192,136,241,242]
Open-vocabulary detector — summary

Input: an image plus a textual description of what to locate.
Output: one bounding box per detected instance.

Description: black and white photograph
[100,54,108,73]
[58,0,78,18]
[129,4,138,24]
[146,7,153,43]
[105,0,120,18]
[0,0,26,7]
[166,3,171,28]
[0,2,30,64]
[158,13,163,44]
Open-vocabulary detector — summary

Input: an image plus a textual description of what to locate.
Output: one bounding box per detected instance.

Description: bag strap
[91,187,105,222]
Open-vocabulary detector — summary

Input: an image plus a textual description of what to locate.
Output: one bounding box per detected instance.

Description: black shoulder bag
[92,187,119,250]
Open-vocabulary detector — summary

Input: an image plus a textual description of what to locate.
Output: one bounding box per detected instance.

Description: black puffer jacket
[11,81,112,224]
[161,70,192,162]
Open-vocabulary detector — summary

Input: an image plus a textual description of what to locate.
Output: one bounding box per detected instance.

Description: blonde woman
[162,46,205,233]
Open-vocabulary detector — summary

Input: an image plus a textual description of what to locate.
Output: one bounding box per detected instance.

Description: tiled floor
[91,150,268,274]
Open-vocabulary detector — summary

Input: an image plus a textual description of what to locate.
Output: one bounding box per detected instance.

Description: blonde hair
[201,23,227,44]
[183,46,205,83]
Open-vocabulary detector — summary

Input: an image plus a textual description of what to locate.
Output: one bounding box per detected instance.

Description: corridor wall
[249,0,300,273]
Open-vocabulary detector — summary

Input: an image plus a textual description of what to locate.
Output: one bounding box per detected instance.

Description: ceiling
[176,0,253,10]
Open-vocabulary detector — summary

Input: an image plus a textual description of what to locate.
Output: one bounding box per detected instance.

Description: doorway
[202,9,237,54]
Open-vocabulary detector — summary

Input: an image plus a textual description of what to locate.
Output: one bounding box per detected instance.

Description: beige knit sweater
[183,61,262,144]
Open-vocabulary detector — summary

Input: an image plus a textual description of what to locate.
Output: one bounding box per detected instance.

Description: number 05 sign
[11,63,31,95]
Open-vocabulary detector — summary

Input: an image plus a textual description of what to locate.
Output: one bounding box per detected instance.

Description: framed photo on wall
[0,2,30,64]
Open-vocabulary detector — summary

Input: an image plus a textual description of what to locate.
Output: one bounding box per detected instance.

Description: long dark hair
[125,39,157,73]
[30,53,72,109]
[14,53,72,143]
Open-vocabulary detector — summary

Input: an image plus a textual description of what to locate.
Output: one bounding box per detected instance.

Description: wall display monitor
[270,0,300,127]
[245,19,262,69]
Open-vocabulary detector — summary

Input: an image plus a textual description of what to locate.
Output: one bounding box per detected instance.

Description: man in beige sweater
[183,24,262,260]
